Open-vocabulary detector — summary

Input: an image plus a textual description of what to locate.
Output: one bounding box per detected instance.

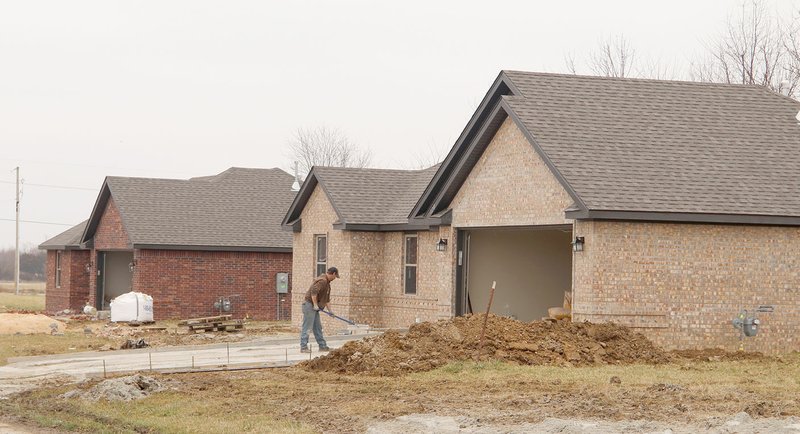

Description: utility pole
[14,167,20,295]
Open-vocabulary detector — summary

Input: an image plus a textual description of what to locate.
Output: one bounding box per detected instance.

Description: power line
[0,218,74,226]
[0,180,97,192]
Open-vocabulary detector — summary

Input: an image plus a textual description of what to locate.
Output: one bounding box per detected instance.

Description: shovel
[319,308,356,325]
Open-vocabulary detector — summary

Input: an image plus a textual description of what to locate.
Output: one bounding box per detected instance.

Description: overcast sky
[1,0,799,249]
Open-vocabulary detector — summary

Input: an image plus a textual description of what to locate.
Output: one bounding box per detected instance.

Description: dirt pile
[61,375,172,401]
[0,313,62,335]
[303,314,670,376]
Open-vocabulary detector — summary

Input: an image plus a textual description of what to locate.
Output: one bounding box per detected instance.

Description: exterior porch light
[436,238,448,252]
[85,262,93,273]
[572,236,585,252]
[129,260,137,272]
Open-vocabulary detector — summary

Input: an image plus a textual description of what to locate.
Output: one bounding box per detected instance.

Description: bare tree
[406,140,449,170]
[690,1,799,97]
[589,34,636,78]
[288,126,372,175]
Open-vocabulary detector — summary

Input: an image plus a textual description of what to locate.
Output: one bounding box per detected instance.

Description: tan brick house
[284,71,800,353]
[41,167,295,320]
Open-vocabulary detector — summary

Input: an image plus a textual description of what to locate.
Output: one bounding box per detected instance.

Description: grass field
[0,293,45,313]
[0,281,45,295]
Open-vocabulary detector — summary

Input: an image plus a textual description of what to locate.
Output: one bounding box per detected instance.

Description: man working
[300,266,339,353]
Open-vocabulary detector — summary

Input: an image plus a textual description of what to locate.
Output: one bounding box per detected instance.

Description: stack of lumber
[178,315,246,333]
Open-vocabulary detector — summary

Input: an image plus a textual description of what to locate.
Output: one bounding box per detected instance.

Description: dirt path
[367,413,800,433]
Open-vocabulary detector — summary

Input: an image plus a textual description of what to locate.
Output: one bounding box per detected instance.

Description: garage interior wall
[102,251,133,309]
[465,228,572,322]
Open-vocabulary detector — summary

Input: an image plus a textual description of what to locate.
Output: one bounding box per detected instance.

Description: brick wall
[134,249,292,320]
[291,185,351,332]
[449,116,573,228]
[573,220,800,354]
[292,185,457,330]
[45,249,91,313]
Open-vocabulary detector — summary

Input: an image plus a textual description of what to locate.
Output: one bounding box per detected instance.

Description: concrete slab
[0,332,380,399]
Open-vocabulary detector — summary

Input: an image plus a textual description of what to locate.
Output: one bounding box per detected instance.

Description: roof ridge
[502,69,775,89]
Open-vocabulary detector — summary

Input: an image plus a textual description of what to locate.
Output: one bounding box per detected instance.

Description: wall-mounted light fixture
[436,238,448,252]
[128,260,137,272]
[572,236,585,253]
[85,262,93,273]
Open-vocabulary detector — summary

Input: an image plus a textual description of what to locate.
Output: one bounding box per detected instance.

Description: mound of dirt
[0,313,61,335]
[62,375,171,401]
[303,314,670,376]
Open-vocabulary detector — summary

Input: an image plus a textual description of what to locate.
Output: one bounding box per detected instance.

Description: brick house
[40,167,295,320]
[284,71,800,353]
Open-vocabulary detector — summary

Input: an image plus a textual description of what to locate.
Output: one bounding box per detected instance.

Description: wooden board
[178,315,232,326]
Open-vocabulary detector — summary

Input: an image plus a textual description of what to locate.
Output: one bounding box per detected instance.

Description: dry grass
[0,281,45,295]
[0,293,45,313]
[0,329,117,366]
[3,354,800,433]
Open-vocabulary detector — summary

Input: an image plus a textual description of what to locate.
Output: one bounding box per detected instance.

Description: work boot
[300,347,311,353]
[319,346,331,352]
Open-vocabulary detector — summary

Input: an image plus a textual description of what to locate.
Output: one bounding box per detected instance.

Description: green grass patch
[0,293,45,312]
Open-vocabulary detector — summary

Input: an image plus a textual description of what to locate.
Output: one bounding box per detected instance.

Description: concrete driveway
[0,332,378,399]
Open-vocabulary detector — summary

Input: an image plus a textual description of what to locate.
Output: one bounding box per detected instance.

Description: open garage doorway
[458,226,572,322]
[96,251,133,310]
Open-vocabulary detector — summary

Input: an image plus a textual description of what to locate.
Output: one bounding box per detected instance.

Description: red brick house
[284,71,800,354]
[41,167,295,320]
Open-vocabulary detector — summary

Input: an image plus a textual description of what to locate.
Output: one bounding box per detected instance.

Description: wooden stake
[149,352,153,371]
[477,281,497,358]
[227,343,230,366]
[102,359,106,378]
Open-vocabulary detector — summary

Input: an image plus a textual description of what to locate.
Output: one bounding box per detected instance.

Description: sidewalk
[0,332,379,398]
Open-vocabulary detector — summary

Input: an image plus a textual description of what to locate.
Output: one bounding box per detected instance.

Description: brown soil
[671,347,769,362]
[303,314,670,375]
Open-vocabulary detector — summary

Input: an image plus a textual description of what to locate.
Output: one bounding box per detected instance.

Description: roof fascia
[566,209,800,226]
[281,168,346,230]
[409,72,517,219]
[132,244,292,253]
[425,102,509,216]
[332,222,438,232]
[80,179,111,244]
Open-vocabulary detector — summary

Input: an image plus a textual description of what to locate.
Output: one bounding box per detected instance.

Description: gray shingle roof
[88,167,295,250]
[39,220,88,250]
[314,165,440,225]
[502,71,800,216]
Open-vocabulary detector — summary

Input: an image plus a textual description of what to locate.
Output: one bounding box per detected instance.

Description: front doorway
[96,251,133,310]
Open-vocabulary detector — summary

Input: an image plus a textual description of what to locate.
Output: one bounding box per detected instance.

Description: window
[315,235,327,277]
[55,251,62,288]
[404,234,417,294]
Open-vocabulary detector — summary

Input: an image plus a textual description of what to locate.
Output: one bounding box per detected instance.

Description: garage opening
[459,226,572,322]
[96,251,134,310]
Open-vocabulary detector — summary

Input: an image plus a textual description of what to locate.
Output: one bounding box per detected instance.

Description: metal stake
[227,343,230,366]
[149,352,153,371]
[192,355,195,369]
[103,359,106,378]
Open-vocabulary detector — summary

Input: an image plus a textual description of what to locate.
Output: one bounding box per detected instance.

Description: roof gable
[415,70,800,225]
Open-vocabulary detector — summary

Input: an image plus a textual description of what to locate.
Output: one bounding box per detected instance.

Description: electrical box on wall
[276,272,289,293]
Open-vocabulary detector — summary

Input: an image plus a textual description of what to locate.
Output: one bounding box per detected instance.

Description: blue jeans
[300,301,327,349]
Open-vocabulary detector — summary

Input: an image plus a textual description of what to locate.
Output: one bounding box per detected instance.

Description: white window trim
[55,251,62,289]
[403,234,418,295]
[314,234,327,277]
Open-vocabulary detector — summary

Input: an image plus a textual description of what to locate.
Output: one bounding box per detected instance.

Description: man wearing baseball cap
[300,266,339,353]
